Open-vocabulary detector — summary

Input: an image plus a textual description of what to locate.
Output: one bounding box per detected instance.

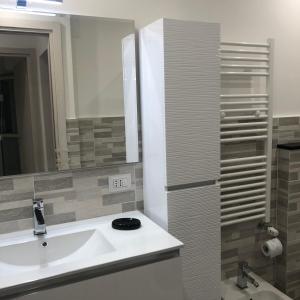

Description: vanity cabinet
[16,257,183,300]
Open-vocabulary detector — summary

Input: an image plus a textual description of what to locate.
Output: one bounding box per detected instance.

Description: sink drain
[41,241,48,247]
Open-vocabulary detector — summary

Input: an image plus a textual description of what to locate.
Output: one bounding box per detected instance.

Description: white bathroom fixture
[0,211,183,299]
[0,229,114,269]
[222,272,292,300]
[139,18,220,300]
[17,0,62,5]
[0,0,61,16]
[29,0,62,4]
[0,7,56,15]
[220,40,274,226]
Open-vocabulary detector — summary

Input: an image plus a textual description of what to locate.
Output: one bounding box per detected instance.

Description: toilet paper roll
[261,238,283,258]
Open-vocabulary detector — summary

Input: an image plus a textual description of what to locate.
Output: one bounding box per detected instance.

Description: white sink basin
[0,229,114,269]
[222,273,292,300]
[0,211,183,298]
[238,290,286,300]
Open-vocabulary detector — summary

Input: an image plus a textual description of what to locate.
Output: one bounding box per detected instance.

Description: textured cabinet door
[163,19,220,186]
[17,257,183,300]
[140,19,220,228]
[168,185,221,300]
[140,18,220,189]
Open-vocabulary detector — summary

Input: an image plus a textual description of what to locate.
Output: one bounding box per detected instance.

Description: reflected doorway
[0,32,56,176]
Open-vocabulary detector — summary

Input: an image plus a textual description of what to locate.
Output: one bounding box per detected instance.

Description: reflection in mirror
[0,14,139,177]
[122,33,139,163]
[0,32,55,176]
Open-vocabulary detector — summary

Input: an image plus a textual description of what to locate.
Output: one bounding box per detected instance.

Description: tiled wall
[221,126,276,282]
[221,220,275,282]
[277,148,300,299]
[0,163,143,235]
[66,117,126,169]
[271,116,300,299]
[273,117,300,145]
[221,116,300,284]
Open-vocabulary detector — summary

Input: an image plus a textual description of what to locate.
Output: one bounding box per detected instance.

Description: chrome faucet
[33,199,46,235]
[236,261,259,289]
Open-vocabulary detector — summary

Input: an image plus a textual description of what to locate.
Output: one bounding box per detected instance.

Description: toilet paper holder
[258,222,283,259]
[261,238,283,258]
[257,221,279,237]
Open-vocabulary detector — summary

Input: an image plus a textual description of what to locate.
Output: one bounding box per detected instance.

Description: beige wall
[53,0,300,117]
[2,0,300,116]
[71,16,133,118]
[0,33,48,51]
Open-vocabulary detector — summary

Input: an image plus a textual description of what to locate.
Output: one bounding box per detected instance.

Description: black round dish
[112,218,141,230]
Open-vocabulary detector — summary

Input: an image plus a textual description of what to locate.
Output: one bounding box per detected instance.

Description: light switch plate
[109,174,132,193]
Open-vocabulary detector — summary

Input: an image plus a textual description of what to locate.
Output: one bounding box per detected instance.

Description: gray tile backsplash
[0,179,14,192]
[221,220,274,282]
[66,117,126,169]
[0,163,143,234]
[274,116,300,145]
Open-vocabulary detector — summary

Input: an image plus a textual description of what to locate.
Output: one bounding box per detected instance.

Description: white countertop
[0,211,183,296]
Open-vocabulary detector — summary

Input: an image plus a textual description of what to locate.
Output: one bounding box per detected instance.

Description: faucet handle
[33,198,44,207]
[239,261,248,267]
[33,198,46,235]
[239,261,251,272]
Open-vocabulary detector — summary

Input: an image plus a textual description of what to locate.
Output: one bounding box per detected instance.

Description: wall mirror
[0,12,139,176]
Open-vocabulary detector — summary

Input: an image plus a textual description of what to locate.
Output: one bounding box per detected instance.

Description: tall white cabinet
[139,19,220,300]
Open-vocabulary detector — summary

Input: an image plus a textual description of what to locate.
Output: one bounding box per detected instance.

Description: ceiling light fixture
[16,0,27,7]
[0,7,56,16]
[0,0,60,17]
[28,0,62,5]
[17,0,62,6]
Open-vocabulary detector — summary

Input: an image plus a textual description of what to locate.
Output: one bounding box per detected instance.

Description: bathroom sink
[0,211,183,298]
[238,291,286,300]
[222,273,292,300]
[0,229,114,269]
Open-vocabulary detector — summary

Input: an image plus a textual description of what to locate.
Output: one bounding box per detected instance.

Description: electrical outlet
[109,174,132,193]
